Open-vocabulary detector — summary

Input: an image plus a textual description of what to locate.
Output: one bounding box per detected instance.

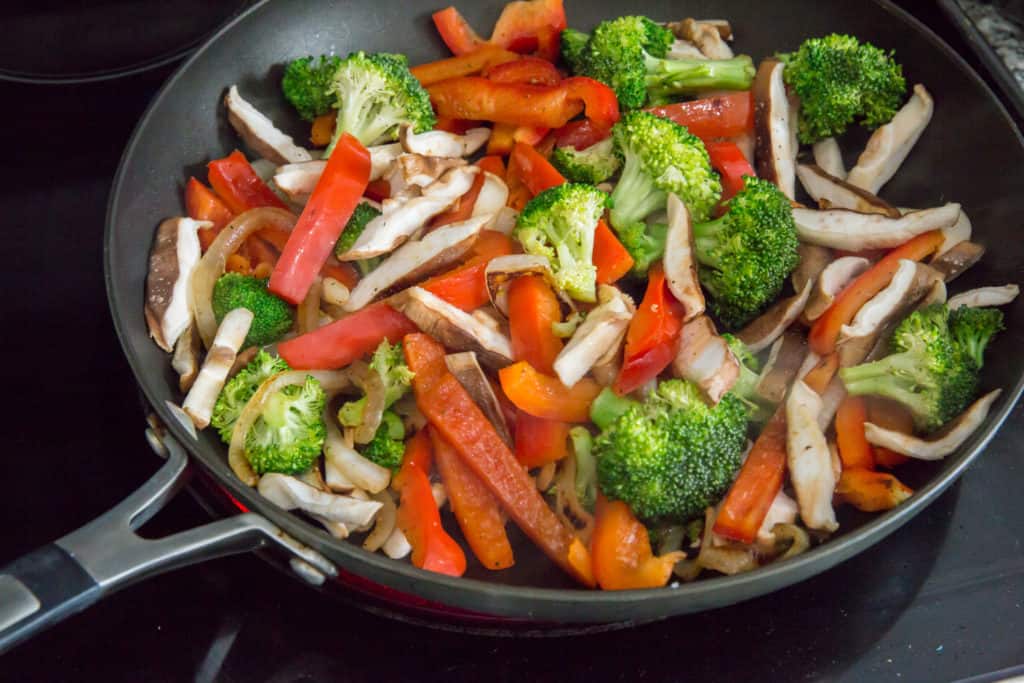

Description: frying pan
[3,0,1023,651]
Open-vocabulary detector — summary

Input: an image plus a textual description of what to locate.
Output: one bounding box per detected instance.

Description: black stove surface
[1,1,1022,681]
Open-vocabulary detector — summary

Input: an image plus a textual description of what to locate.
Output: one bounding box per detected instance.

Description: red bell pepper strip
[483,56,561,86]
[207,150,287,215]
[646,91,755,141]
[514,411,570,468]
[431,6,488,55]
[809,230,945,355]
[428,76,619,130]
[835,396,876,470]
[434,117,480,134]
[554,118,611,151]
[404,333,593,586]
[498,361,602,423]
[713,354,838,543]
[591,495,685,590]
[867,398,912,468]
[508,274,563,374]
[476,154,506,180]
[259,227,360,290]
[490,0,566,61]
[705,141,756,201]
[278,302,415,370]
[363,178,391,203]
[430,170,486,229]
[614,263,684,395]
[411,44,519,86]
[395,429,467,577]
[185,177,235,251]
[269,133,371,304]
[420,230,517,310]
[430,430,515,570]
[593,220,634,284]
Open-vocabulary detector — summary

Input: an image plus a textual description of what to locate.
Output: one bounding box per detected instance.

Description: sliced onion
[350,361,386,444]
[297,276,322,334]
[363,490,397,552]
[190,207,296,348]
[551,454,594,544]
[696,508,758,575]
[323,407,392,493]
[228,369,352,486]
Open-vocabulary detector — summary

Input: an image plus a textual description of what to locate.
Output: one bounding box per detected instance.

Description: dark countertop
[1,2,1022,681]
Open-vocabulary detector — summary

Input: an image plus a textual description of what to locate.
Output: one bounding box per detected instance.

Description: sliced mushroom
[445,351,514,446]
[672,315,739,403]
[753,58,797,200]
[666,39,706,60]
[666,18,733,40]
[917,278,947,308]
[947,285,1020,310]
[846,84,934,194]
[224,85,312,165]
[339,165,480,260]
[472,172,510,228]
[930,241,985,283]
[816,376,847,432]
[272,160,324,204]
[792,203,961,251]
[344,215,487,312]
[864,389,1001,460]
[812,137,846,180]
[791,243,833,294]
[756,490,799,546]
[663,194,705,320]
[755,330,807,404]
[171,324,202,392]
[485,254,554,316]
[399,124,490,158]
[803,256,871,323]
[935,208,972,257]
[391,286,514,368]
[553,286,633,388]
[796,164,900,217]
[182,308,253,429]
[392,153,467,189]
[736,278,813,353]
[145,217,205,352]
[671,18,734,58]
[786,380,839,533]
[258,473,383,528]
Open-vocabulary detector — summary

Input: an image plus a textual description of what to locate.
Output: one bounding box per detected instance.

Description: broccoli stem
[691,215,728,269]
[590,388,639,430]
[609,151,668,231]
[338,397,365,427]
[644,54,755,99]
[570,427,597,509]
[839,355,931,416]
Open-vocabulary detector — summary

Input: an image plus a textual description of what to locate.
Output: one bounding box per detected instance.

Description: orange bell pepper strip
[591,495,685,590]
[614,263,684,395]
[404,333,594,586]
[512,124,551,146]
[508,274,563,374]
[490,0,567,62]
[514,410,570,468]
[498,361,602,423]
[185,177,235,251]
[714,354,838,543]
[646,91,755,141]
[269,133,371,304]
[207,150,288,215]
[430,430,515,570]
[428,76,620,130]
[278,302,416,370]
[483,55,561,86]
[411,44,519,86]
[836,468,914,512]
[509,140,567,194]
[310,113,335,147]
[476,154,506,180]
[429,171,486,229]
[704,141,756,202]
[395,429,467,576]
[431,6,488,55]
[593,220,635,284]
[809,230,946,355]
[868,398,913,468]
[835,396,876,470]
[225,253,251,275]
[420,230,517,310]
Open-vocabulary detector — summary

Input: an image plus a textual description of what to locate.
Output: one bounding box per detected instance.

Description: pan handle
[0,430,335,654]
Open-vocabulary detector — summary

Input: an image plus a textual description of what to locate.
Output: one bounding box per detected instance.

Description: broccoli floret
[722,334,772,422]
[608,111,722,272]
[338,341,415,427]
[561,28,591,72]
[334,201,383,274]
[691,176,800,329]
[595,379,748,522]
[839,305,982,433]
[325,51,435,152]
[211,350,290,444]
[281,55,342,121]
[514,183,608,302]
[551,137,622,185]
[949,306,1004,370]
[779,34,906,144]
[359,411,406,470]
[569,16,754,109]
[570,426,597,510]
[245,375,327,474]
[212,273,295,347]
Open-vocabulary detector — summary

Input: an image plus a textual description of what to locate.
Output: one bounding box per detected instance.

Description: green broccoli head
[692,176,800,329]
[780,33,906,144]
[560,28,591,73]
[211,350,290,444]
[840,305,980,432]
[359,411,406,471]
[949,306,1004,370]
[281,55,342,121]
[595,379,748,522]
[722,333,772,423]
[550,137,622,185]
[334,201,383,273]
[212,273,295,347]
[514,183,608,302]
[617,220,668,277]
[326,51,436,151]
[338,341,415,427]
[245,375,327,474]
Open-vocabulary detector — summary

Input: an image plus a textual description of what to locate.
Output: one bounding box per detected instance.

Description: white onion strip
[363,491,397,552]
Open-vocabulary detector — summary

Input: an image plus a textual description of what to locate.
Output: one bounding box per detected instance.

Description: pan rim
[104,0,1024,619]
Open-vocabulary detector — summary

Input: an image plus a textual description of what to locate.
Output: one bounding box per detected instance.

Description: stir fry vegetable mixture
[145,1,1018,590]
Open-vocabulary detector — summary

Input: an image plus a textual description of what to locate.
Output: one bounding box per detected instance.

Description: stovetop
[1,1,1022,681]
